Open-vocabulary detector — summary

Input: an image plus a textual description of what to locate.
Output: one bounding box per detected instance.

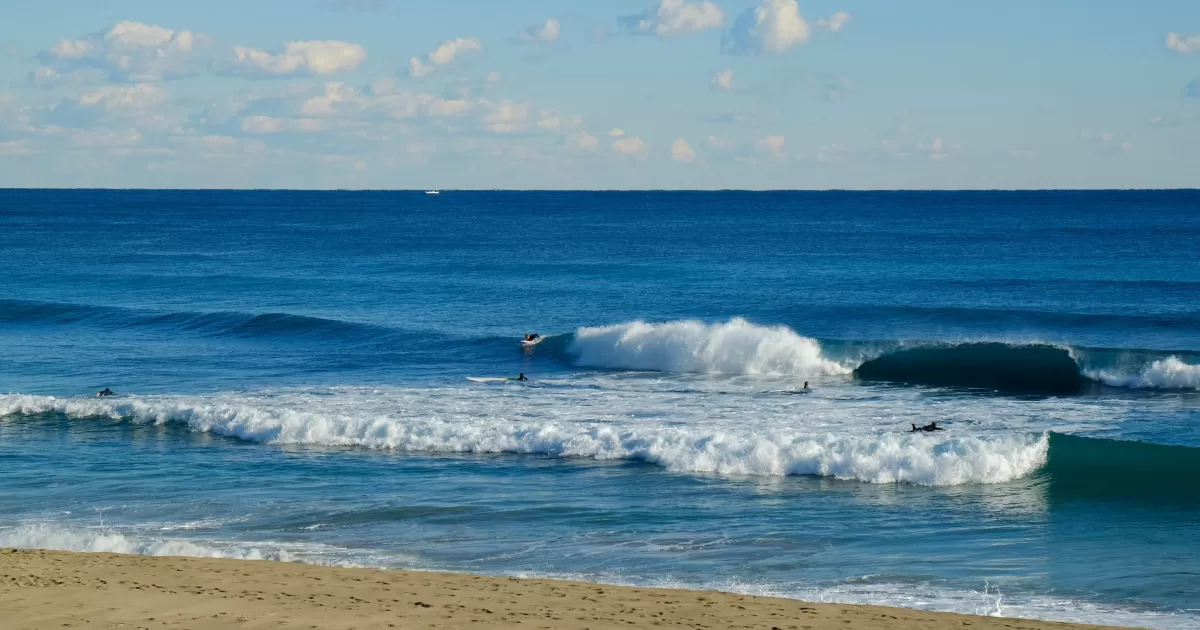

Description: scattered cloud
[486,72,502,85]
[241,115,327,134]
[723,0,811,55]
[816,11,852,33]
[1166,32,1200,54]
[68,128,143,148]
[75,84,169,112]
[16,66,107,89]
[1120,142,1134,153]
[39,21,213,82]
[756,134,787,158]
[609,128,626,137]
[918,137,948,160]
[711,69,734,90]
[517,18,561,44]
[410,38,481,78]
[671,137,697,163]
[612,135,650,156]
[567,131,599,152]
[481,99,531,133]
[619,0,725,37]
[232,41,366,77]
[0,140,37,156]
[299,81,474,121]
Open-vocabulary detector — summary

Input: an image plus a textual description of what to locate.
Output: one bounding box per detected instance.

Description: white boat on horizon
[425,190,440,195]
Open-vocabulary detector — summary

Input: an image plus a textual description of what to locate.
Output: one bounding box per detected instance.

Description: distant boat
[425,190,440,195]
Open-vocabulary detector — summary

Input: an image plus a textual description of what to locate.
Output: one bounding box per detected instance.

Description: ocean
[1,189,1198,628]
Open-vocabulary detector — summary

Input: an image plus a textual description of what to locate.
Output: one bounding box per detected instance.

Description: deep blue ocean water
[1,189,1198,627]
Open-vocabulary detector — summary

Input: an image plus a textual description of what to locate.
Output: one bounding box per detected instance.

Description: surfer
[803,381,809,390]
[97,387,115,397]
[910,422,945,432]
[515,373,529,381]
[524,333,541,342]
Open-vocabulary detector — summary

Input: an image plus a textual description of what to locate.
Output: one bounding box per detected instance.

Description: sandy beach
[0,549,1132,630]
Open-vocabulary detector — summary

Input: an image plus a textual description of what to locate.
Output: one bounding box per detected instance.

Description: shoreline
[0,549,1134,630]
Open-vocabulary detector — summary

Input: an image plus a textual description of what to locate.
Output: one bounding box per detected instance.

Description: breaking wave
[1,394,1045,486]
[567,318,852,376]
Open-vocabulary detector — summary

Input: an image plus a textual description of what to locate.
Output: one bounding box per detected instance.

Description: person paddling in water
[524,333,540,342]
[97,387,115,397]
[514,373,529,381]
[910,421,945,432]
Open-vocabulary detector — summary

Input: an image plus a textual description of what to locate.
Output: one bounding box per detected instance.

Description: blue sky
[0,0,1198,189]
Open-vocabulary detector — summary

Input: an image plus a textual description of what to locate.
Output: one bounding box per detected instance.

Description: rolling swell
[0,298,402,345]
[1044,433,1200,501]
[854,343,1086,394]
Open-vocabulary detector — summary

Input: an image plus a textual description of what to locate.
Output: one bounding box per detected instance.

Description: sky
[0,0,1198,190]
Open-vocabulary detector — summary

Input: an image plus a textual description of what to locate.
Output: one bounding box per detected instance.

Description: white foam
[0,392,1049,486]
[569,318,852,376]
[0,522,321,563]
[1084,356,1200,390]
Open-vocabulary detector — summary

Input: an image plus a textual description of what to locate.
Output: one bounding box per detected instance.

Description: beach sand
[1,549,1132,630]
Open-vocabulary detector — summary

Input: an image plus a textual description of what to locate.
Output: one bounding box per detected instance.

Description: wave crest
[568,318,851,377]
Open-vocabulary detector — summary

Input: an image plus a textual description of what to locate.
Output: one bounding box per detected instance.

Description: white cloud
[486,71,502,85]
[482,99,531,133]
[612,136,650,156]
[241,115,327,134]
[300,81,474,121]
[18,66,107,89]
[1120,142,1134,152]
[816,11,851,33]
[0,140,37,156]
[609,128,626,137]
[537,111,562,131]
[410,38,481,78]
[76,84,169,112]
[723,0,811,55]
[919,137,948,160]
[620,0,725,37]
[1166,32,1200,54]
[711,69,734,90]
[671,138,697,163]
[517,18,561,44]
[756,134,787,158]
[41,21,210,82]
[69,128,144,148]
[567,131,599,152]
[232,40,366,77]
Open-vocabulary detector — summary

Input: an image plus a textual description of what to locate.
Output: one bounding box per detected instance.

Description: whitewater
[2,189,1199,629]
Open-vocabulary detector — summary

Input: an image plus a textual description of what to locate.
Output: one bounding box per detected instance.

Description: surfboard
[467,377,511,383]
[520,337,545,348]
